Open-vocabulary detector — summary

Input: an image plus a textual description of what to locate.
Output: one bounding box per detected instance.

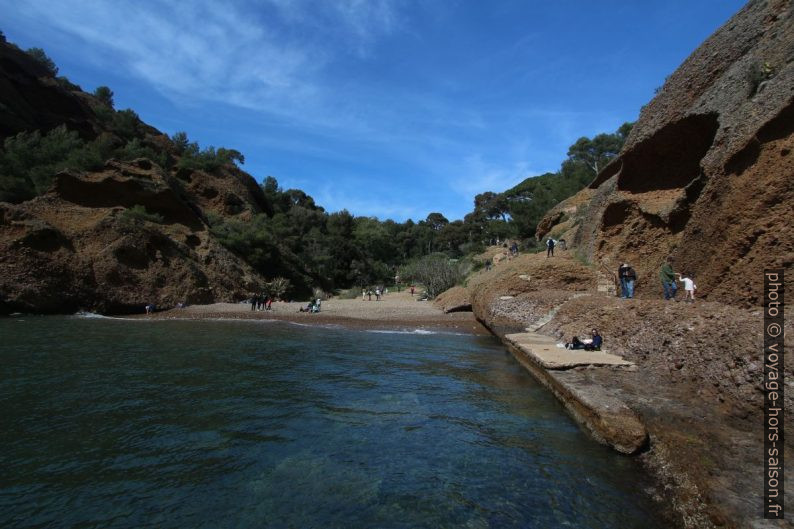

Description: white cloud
[9,0,403,125]
[449,154,537,198]
[311,181,423,221]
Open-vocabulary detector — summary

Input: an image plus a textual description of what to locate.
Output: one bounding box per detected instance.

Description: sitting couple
[565,329,603,351]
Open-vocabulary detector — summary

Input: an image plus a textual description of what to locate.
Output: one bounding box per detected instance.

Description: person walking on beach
[250,294,257,311]
[362,288,366,301]
[659,256,677,301]
[546,238,555,257]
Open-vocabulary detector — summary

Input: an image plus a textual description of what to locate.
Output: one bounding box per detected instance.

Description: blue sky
[3,0,745,221]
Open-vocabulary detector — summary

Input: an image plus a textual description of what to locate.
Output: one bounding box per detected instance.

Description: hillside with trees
[0,32,631,310]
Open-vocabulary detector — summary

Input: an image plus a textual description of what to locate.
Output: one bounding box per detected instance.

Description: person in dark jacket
[659,256,677,300]
[584,329,603,351]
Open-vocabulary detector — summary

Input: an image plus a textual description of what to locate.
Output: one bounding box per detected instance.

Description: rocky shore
[459,249,792,529]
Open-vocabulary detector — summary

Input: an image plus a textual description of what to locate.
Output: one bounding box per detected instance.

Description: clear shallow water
[0,317,666,528]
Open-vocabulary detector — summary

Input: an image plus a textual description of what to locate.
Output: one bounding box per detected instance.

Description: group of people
[362,287,387,301]
[250,293,273,311]
[559,255,700,351]
[565,329,603,351]
[299,298,322,313]
[612,256,697,301]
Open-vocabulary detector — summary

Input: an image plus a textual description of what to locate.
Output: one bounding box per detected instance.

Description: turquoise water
[0,317,666,528]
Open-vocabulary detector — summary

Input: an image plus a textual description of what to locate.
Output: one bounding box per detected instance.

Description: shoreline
[134,293,490,335]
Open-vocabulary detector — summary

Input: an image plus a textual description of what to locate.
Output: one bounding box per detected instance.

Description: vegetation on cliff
[0,33,631,300]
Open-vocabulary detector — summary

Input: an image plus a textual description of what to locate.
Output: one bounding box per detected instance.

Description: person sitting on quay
[584,329,603,351]
[565,329,603,351]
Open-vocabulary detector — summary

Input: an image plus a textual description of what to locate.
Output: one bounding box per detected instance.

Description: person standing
[624,264,637,299]
[677,273,697,302]
[546,238,555,258]
[659,257,677,301]
[618,263,629,298]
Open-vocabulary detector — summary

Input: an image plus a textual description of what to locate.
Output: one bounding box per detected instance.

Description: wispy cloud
[9,0,403,126]
[311,181,424,221]
[448,154,537,199]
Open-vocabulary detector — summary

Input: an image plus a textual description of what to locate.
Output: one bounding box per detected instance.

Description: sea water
[0,316,667,528]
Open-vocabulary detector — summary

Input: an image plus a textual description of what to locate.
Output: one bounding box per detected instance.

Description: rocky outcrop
[432,285,471,313]
[0,35,284,314]
[464,250,793,528]
[538,0,794,308]
[0,159,262,314]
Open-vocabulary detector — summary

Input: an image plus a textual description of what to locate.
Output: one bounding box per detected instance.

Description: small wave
[73,311,114,319]
[72,312,149,321]
[368,329,438,335]
[201,317,278,324]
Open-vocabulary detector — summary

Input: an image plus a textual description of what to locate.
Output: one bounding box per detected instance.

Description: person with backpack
[546,238,555,257]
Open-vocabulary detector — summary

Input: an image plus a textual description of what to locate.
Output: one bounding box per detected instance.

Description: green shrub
[171,132,244,173]
[26,47,58,76]
[117,138,168,168]
[0,125,103,202]
[120,205,164,224]
[93,86,114,108]
[111,109,142,140]
[400,253,462,298]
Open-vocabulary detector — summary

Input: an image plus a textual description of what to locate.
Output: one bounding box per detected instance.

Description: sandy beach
[144,291,489,334]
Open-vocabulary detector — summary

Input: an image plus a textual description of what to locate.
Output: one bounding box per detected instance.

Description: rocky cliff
[0,39,270,314]
[538,0,793,308]
[467,2,793,527]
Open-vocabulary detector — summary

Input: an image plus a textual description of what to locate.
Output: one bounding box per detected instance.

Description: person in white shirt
[676,273,697,302]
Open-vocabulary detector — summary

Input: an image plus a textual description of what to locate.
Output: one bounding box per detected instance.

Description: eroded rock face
[539,0,794,307]
[0,160,263,314]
